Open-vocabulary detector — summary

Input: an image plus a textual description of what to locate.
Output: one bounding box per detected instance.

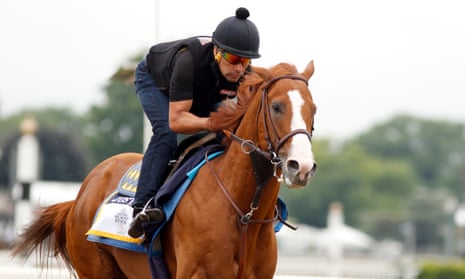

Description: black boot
[128,207,165,238]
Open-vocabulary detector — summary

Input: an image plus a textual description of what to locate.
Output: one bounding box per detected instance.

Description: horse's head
[242,61,317,188]
[210,61,317,188]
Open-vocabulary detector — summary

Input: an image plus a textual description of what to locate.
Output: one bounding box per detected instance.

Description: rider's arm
[169,100,211,133]
[168,50,212,133]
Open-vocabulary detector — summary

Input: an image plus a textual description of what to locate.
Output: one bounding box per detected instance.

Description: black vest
[146,36,239,117]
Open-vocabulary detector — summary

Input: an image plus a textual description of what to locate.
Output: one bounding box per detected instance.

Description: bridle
[260,74,313,162]
[205,74,313,279]
[224,74,313,181]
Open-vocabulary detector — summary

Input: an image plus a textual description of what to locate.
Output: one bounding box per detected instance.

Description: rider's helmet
[212,7,261,59]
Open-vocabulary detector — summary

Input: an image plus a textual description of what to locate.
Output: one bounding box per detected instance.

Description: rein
[206,74,309,279]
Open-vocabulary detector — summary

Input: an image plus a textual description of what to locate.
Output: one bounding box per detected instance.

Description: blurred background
[1,0,465,278]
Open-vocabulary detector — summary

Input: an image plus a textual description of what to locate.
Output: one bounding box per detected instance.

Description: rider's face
[215,48,250,83]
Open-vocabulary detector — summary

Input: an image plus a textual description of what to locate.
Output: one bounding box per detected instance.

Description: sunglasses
[221,50,251,66]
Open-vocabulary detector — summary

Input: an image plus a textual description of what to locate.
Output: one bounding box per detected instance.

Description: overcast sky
[1,0,464,139]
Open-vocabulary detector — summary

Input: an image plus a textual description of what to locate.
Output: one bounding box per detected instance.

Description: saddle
[167,132,218,182]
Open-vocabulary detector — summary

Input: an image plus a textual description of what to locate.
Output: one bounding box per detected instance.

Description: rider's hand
[207,99,240,131]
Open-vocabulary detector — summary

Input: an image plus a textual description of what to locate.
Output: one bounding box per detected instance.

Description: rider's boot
[128,206,165,238]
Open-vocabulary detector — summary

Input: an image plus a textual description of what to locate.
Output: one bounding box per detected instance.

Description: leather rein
[204,74,311,279]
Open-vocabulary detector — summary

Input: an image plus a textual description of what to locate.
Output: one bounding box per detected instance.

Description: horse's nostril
[287,160,299,172]
[311,163,317,174]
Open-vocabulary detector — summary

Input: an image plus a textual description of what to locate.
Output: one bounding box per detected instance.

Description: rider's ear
[214,48,222,63]
[215,52,222,63]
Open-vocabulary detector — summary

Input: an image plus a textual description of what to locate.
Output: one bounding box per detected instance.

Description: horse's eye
[271,102,282,114]
[248,85,255,93]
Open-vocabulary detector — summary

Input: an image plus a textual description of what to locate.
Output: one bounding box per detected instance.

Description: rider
[129,7,261,238]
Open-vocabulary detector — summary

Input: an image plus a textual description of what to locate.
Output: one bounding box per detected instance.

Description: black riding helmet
[212,7,261,59]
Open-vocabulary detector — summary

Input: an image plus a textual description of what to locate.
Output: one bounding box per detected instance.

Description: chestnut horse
[13,60,317,279]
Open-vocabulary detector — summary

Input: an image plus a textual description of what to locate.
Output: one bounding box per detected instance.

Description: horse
[12,60,317,279]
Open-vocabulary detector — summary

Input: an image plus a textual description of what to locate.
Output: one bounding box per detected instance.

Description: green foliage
[280,139,417,240]
[82,80,143,165]
[354,115,465,194]
[419,261,465,279]
[349,115,465,249]
[407,187,456,250]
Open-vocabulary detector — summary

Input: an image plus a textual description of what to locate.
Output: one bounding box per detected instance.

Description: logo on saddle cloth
[86,161,145,248]
[117,161,141,197]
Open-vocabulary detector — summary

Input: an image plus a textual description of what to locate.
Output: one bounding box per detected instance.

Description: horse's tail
[12,201,74,272]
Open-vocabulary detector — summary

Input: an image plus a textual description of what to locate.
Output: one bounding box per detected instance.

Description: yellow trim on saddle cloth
[86,228,142,244]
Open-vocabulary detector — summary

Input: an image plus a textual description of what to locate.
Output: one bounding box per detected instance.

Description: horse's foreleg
[245,229,278,279]
[174,262,238,279]
[164,230,239,278]
[170,243,239,278]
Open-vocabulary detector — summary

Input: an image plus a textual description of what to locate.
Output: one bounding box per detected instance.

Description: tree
[352,115,465,250]
[82,55,143,165]
[82,79,143,165]
[354,115,465,195]
[280,139,417,240]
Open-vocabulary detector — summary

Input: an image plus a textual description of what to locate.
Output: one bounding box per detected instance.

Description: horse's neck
[218,130,280,219]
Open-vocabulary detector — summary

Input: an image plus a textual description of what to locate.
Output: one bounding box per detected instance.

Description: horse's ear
[301,60,315,81]
[251,66,271,82]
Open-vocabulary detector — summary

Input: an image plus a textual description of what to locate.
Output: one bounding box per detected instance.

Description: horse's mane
[209,63,301,133]
[209,71,263,132]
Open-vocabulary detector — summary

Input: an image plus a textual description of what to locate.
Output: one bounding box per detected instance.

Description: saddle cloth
[86,145,224,254]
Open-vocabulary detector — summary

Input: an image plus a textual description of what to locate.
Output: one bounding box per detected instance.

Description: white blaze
[287,90,315,178]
